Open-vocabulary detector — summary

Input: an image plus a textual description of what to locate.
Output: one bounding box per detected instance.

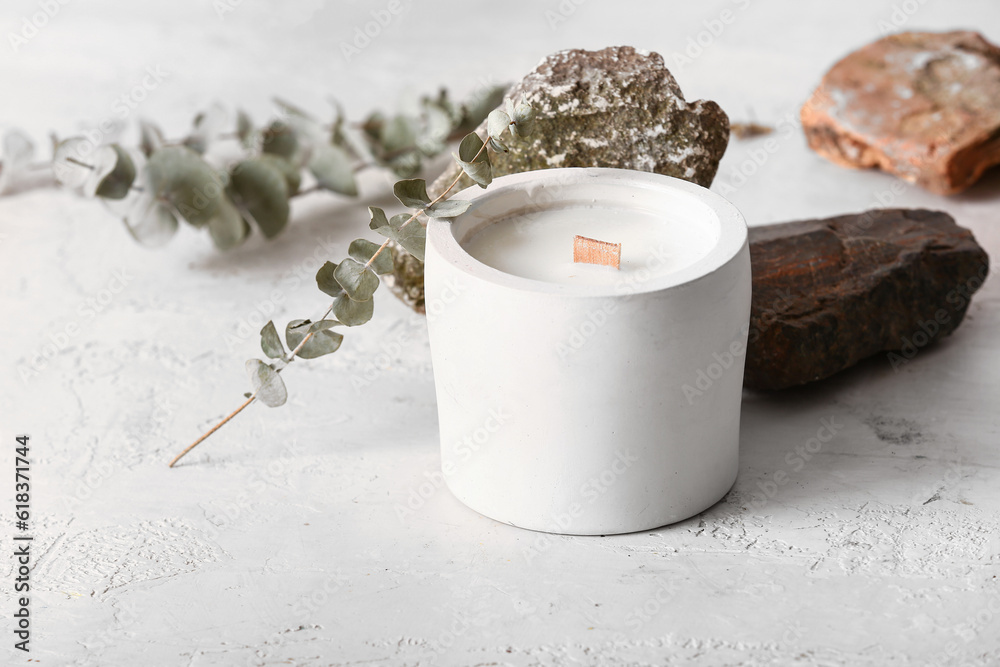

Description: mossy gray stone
[386,45,731,313]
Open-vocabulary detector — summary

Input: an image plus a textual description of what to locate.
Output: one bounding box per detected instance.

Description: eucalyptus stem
[169,302,336,468]
[171,135,492,467]
[168,395,255,467]
[365,136,488,268]
[169,99,534,468]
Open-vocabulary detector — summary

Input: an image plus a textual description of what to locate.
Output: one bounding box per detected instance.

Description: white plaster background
[1,1,999,665]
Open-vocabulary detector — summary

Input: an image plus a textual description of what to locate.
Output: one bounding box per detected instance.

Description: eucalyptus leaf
[380,114,417,154]
[245,359,287,407]
[334,258,380,301]
[275,97,328,146]
[368,206,391,232]
[122,185,179,247]
[316,261,343,298]
[417,102,452,156]
[52,137,96,188]
[387,151,422,178]
[511,102,536,139]
[91,144,136,200]
[236,109,254,147]
[138,120,165,157]
[390,214,426,260]
[429,88,459,125]
[393,179,430,209]
[487,109,511,153]
[329,99,347,146]
[309,143,357,196]
[454,132,491,188]
[273,97,314,120]
[207,199,249,250]
[303,319,340,334]
[260,320,286,360]
[183,103,228,154]
[392,176,471,218]
[227,157,290,239]
[146,145,227,228]
[459,84,508,133]
[425,198,471,219]
[368,207,426,261]
[333,293,374,326]
[348,238,393,275]
[261,120,298,159]
[360,110,385,143]
[285,318,344,360]
[83,145,118,198]
[258,154,301,195]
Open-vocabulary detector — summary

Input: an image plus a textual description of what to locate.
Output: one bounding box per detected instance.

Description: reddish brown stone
[801,31,1000,195]
[745,208,989,391]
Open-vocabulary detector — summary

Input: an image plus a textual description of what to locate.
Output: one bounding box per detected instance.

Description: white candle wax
[461,205,718,286]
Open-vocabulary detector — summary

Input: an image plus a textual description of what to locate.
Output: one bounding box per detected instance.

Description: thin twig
[168,395,256,467]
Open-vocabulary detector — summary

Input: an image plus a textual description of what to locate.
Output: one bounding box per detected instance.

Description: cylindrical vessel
[425,168,751,535]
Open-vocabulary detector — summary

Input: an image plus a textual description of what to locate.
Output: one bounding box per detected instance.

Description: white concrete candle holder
[425,168,751,535]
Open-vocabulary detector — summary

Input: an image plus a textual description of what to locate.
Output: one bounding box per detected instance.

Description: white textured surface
[1,1,999,665]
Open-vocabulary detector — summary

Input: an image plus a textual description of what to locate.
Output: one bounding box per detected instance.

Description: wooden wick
[573,235,621,270]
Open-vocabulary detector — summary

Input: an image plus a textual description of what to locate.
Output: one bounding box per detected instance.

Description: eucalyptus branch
[168,102,535,467]
[0,84,509,243]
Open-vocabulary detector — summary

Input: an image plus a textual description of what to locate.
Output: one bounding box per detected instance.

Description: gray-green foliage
[284,319,343,360]
[237,98,535,413]
[455,132,491,188]
[32,84,508,252]
[227,157,290,239]
[245,359,287,408]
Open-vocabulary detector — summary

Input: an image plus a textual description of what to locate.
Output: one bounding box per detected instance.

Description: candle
[425,168,751,535]
[461,206,719,287]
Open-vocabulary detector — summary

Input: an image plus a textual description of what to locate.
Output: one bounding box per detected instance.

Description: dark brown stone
[745,208,989,390]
